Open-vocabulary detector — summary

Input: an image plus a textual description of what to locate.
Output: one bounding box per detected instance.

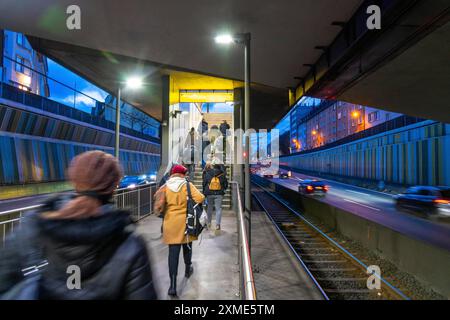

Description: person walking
[203,163,228,230]
[219,120,230,163]
[0,151,157,300]
[184,127,198,177]
[200,119,209,168]
[160,164,205,296]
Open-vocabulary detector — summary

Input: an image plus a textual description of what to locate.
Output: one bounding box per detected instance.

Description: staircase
[191,165,232,209]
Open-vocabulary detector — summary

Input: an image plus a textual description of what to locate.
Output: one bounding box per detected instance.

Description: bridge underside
[1,0,448,126]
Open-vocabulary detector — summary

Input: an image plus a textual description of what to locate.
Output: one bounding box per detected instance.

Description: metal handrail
[0,183,157,246]
[230,180,257,300]
[0,205,42,218]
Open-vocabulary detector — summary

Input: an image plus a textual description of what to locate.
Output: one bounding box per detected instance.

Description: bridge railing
[0,183,157,246]
[231,181,257,300]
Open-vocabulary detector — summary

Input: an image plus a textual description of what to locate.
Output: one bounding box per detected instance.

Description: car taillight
[323,186,329,192]
[434,199,450,205]
[306,185,314,192]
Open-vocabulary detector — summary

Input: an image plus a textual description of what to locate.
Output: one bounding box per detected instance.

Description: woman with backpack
[0,151,157,300]
[202,164,228,230]
[155,164,205,297]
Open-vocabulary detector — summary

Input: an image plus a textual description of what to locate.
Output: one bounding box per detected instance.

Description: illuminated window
[15,56,25,73]
[17,33,25,46]
[368,111,379,123]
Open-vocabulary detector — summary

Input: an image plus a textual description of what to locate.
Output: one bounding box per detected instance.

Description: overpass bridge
[0,0,449,301]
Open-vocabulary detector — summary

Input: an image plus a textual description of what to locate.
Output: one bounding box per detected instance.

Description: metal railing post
[230,180,257,300]
[137,188,141,220]
[149,185,153,215]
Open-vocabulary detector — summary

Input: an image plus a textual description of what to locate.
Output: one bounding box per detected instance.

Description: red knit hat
[171,164,188,175]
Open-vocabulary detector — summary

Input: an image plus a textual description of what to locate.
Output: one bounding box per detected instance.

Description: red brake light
[306,185,314,192]
[323,186,329,192]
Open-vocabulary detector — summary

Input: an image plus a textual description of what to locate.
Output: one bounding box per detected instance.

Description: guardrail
[230,181,257,300]
[0,183,157,246]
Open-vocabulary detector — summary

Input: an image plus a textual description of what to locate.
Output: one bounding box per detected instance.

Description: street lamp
[215,31,252,241]
[351,111,360,118]
[115,75,144,159]
[214,34,234,44]
[126,76,144,90]
[351,109,365,131]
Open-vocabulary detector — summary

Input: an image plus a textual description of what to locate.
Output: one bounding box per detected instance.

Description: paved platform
[137,211,239,300]
[250,210,324,300]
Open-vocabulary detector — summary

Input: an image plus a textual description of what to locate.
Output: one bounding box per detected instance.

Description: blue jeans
[206,195,223,225]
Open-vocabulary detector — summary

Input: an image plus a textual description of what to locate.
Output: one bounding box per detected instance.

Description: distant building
[365,106,401,129]
[1,30,49,97]
[289,98,402,153]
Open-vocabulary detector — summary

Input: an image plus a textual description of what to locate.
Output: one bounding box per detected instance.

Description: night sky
[46,58,109,114]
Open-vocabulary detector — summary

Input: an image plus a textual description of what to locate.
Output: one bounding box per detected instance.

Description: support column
[244,34,251,252]
[114,87,121,159]
[157,75,170,180]
[233,88,244,186]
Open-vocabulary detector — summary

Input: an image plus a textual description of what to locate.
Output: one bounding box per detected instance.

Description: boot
[168,274,177,296]
[185,264,194,278]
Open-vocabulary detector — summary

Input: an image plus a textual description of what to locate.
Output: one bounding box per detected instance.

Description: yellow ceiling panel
[168,70,242,105]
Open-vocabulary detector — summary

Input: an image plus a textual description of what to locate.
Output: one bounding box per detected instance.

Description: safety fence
[0,183,157,246]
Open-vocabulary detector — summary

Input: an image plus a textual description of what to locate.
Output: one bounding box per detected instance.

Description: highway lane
[262,171,450,252]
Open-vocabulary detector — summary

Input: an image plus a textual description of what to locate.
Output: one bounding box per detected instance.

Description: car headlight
[127,184,137,189]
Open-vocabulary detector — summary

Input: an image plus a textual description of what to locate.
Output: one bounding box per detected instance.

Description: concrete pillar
[157,75,170,181]
[233,88,244,186]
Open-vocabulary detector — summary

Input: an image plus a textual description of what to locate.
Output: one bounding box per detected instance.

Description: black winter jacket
[203,167,228,196]
[0,194,157,300]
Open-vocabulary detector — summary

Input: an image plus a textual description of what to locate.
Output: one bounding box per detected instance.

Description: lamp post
[215,32,252,244]
[114,76,144,159]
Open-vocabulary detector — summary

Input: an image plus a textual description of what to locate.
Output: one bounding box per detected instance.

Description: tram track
[251,182,410,300]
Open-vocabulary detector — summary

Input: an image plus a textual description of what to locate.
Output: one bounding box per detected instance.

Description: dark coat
[0,194,157,300]
[219,122,230,136]
[202,166,228,196]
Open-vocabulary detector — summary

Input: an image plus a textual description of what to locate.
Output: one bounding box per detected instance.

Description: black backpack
[185,180,204,237]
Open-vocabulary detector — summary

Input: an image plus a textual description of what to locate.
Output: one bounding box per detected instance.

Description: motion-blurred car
[279,170,291,179]
[262,172,274,178]
[118,175,153,189]
[395,186,450,216]
[260,168,276,178]
[298,179,328,196]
